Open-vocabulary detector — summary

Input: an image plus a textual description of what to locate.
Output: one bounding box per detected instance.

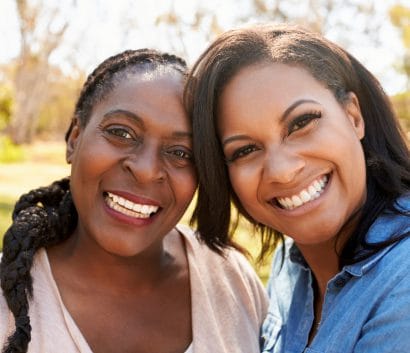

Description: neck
[48,229,183,293]
[296,211,361,294]
[297,240,340,295]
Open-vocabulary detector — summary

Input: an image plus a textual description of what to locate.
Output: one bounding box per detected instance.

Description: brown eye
[288,112,322,135]
[165,146,193,168]
[107,127,133,139]
[226,144,259,163]
[168,149,192,160]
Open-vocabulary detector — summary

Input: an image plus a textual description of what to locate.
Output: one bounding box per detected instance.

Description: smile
[104,192,159,219]
[276,175,329,210]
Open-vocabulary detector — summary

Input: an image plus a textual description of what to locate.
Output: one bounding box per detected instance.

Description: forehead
[218,63,336,129]
[224,63,322,98]
[94,67,185,110]
[88,70,187,129]
[220,63,333,111]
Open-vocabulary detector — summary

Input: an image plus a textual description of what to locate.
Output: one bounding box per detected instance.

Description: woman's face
[66,70,197,257]
[218,63,366,246]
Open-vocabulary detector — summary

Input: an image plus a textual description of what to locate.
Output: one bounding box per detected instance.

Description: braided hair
[0,49,187,353]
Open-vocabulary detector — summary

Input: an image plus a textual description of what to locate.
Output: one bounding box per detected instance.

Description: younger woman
[0,49,267,353]
[185,24,410,352]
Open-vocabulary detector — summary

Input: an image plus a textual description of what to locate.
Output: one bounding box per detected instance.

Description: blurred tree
[155,0,382,61]
[36,68,84,140]
[155,5,224,60]
[0,82,13,132]
[391,91,410,134]
[390,3,410,89]
[389,4,410,135]
[9,0,76,144]
[242,0,379,37]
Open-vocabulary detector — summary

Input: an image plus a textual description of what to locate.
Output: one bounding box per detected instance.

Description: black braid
[0,178,77,353]
[1,48,187,353]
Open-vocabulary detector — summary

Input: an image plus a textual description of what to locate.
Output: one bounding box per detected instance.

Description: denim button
[334,278,346,288]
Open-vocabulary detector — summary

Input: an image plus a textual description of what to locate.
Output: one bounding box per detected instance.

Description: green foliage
[36,71,83,139]
[390,4,410,48]
[0,84,13,131]
[0,136,25,163]
[390,4,410,87]
[0,195,14,251]
[391,91,410,134]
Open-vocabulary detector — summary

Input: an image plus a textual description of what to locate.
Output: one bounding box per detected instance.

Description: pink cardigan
[0,224,268,352]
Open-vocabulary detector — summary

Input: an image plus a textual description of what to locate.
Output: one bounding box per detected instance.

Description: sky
[0,0,408,95]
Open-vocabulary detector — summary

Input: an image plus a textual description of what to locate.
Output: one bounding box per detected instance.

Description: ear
[344,92,365,140]
[66,118,81,164]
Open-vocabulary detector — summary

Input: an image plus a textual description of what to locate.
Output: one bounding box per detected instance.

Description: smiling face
[66,69,197,257]
[218,63,367,246]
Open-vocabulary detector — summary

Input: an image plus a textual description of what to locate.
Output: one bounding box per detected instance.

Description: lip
[269,172,332,215]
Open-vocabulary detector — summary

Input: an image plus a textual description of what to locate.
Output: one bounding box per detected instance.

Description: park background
[1,0,410,282]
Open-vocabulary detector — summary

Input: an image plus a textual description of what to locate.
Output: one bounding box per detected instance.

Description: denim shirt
[261,195,410,353]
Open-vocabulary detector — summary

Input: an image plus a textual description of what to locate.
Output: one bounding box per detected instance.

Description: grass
[0,140,70,250]
[0,140,273,283]
[0,195,14,242]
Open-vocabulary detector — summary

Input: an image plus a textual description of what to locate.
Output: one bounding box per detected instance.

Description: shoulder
[177,224,268,336]
[177,223,268,304]
[353,237,410,352]
[375,234,410,280]
[367,194,410,243]
[177,223,262,280]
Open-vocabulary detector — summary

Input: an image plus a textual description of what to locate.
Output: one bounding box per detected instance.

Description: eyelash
[104,125,193,165]
[106,126,135,140]
[288,111,322,135]
[226,144,259,163]
[166,148,193,161]
[225,111,322,163]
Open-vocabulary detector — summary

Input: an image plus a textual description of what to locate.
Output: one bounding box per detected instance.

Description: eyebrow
[281,99,319,122]
[222,134,250,147]
[102,109,144,127]
[171,131,193,139]
[222,99,319,147]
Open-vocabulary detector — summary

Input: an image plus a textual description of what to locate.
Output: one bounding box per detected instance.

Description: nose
[262,146,305,185]
[122,145,166,184]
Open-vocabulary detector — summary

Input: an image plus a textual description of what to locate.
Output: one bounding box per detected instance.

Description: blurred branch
[10,0,75,144]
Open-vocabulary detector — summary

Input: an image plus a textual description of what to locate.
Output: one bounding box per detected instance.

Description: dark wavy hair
[184,24,410,263]
[0,49,188,353]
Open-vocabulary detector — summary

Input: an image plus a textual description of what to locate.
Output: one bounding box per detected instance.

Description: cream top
[0,224,268,352]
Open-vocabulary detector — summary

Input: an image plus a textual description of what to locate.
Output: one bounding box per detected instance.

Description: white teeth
[300,190,311,203]
[132,203,142,212]
[276,175,329,210]
[291,195,303,207]
[284,197,292,208]
[105,192,159,219]
[313,181,322,191]
[308,185,317,196]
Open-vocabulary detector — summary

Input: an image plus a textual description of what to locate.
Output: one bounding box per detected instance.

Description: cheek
[72,140,116,180]
[172,168,197,206]
[347,141,367,202]
[228,165,259,206]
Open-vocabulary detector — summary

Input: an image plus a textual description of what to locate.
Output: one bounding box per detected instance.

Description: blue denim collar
[288,194,410,277]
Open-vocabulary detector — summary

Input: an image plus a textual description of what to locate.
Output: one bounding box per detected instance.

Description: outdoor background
[1,0,410,282]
